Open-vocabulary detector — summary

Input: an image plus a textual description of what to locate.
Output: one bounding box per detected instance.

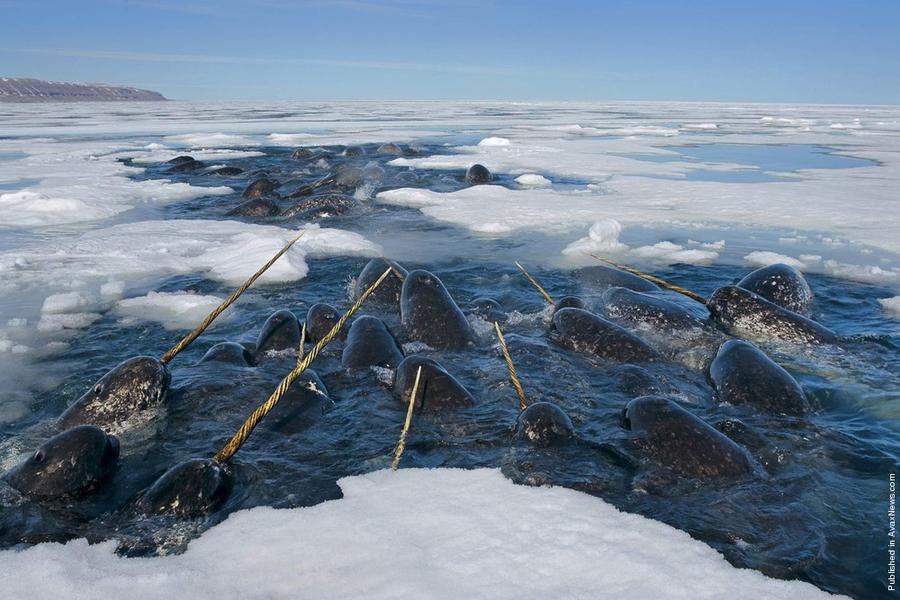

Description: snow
[0,468,841,600]
[164,133,259,148]
[115,291,231,331]
[744,251,807,270]
[515,173,552,187]
[879,296,900,316]
[562,219,628,255]
[0,138,234,228]
[0,221,380,360]
[376,185,614,234]
[631,242,719,265]
[562,220,721,265]
[478,136,511,146]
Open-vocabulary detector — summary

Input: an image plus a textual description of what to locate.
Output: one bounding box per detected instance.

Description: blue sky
[1,0,898,103]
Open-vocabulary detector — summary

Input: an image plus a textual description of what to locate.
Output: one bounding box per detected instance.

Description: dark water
[1,142,898,599]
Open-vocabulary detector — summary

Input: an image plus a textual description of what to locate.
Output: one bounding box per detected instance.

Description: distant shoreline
[0,77,167,103]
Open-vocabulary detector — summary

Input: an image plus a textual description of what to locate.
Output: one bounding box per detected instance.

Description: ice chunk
[562,219,628,255]
[164,133,259,148]
[0,469,838,600]
[515,173,552,187]
[478,136,511,146]
[744,251,807,270]
[631,242,719,265]
[115,291,231,331]
[377,186,614,234]
[879,296,900,316]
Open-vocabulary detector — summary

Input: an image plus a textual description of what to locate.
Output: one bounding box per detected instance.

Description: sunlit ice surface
[0,101,897,599]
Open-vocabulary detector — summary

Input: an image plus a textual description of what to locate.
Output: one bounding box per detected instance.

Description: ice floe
[0,469,841,600]
[115,291,231,331]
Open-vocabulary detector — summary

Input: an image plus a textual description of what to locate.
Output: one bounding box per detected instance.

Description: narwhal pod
[621,396,757,480]
[58,356,170,435]
[199,342,254,366]
[226,197,280,217]
[468,297,508,323]
[353,258,408,307]
[242,177,279,199]
[601,286,708,333]
[514,402,575,446]
[549,308,662,363]
[575,264,659,293]
[341,315,404,369]
[280,193,356,220]
[136,458,232,517]
[708,339,812,417]
[553,296,589,314]
[465,163,492,184]
[400,270,476,351]
[263,370,332,435]
[707,286,837,345]
[393,355,476,410]
[3,425,120,499]
[737,263,813,315]
[253,309,301,361]
[306,303,347,343]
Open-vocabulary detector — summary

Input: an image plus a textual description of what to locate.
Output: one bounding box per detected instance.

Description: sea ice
[515,173,552,187]
[0,469,841,600]
[115,291,231,331]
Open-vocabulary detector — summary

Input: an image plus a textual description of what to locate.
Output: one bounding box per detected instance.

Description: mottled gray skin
[393,356,476,410]
[465,163,492,184]
[343,145,365,156]
[621,396,756,480]
[708,339,811,417]
[254,310,301,360]
[334,166,364,189]
[377,142,403,156]
[291,147,314,159]
[58,356,170,434]
[199,342,254,366]
[553,295,588,313]
[280,193,356,219]
[264,370,331,434]
[549,308,661,363]
[242,178,278,199]
[3,426,119,498]
[225,198,280,217]
[341,316,404,369]
[167,157,203,173]
[401,270,475,351]
[613,364,663,397]
[514,402,574,446]
[468,297,507,324]
[575,264,659,292]
[737,263,814,315]
[601,287,708,333]
[353,258,408,307]
[707,286,837,345]
[306,303,347,343]
[137,458,232,517]
[209,166,243,177]
[362,163,386,182]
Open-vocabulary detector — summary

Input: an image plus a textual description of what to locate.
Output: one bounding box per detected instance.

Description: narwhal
[58,232,307,435]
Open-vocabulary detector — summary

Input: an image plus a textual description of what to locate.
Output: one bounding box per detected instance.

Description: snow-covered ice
[879,295,900,317]
[114,291,231,331]
[515,173,552,187]
[0,469,842,600]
